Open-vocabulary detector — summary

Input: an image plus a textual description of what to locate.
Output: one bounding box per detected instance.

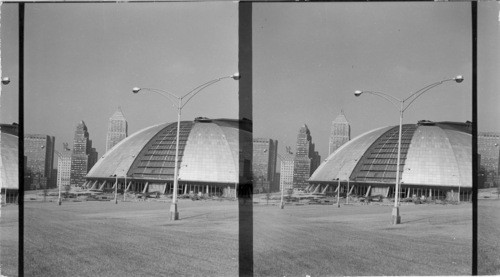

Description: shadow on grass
[178,212,213,221]
[402,216,435,225]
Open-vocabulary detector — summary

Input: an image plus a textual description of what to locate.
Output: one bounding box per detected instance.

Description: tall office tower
[310,146,321,176]
[88,139,98,172]
[478,131,500,187]
[253,138,278,193]
[293,124,321,190]
[328,110,350,156]
[279,152,295,192]
[70,121,95,187]
[106,107,128,153]
[56,144,72,187]
[24,134,55,190]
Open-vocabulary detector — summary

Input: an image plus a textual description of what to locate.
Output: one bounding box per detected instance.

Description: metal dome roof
[309,121,472,188]
[1,129,19,190]
[86,118,252,184]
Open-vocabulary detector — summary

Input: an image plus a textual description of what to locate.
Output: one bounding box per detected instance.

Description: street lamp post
[355,75,463,224]
[58,183,62,205]
[123,174,127,202]
[337,178,340,208]
[346,179,349,205]
[114,174,118,204]
[133,73,240,221]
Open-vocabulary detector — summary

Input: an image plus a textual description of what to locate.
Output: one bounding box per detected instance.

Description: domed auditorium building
[308,121,472,201]
[84,118,252,197]
[1,123,19,204]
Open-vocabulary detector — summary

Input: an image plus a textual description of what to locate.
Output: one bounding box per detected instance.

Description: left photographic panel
[20,3,240,276]
[1,2,20,277]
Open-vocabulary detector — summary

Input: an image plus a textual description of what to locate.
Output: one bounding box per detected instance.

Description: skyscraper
[279,152,294,193]
[70,121,98,187]
[24,134,55,190]
[478,131,500,187]
[328,110,350,156]
[57,143,72,188]
[106,107,128,153]
[253,138,278,193]
[293,125,321,190]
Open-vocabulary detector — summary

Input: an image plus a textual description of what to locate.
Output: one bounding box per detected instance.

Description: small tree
[287,188,293,202]
[64,185,71,198]
[265,188,271,205]
[43,184,48,202]
[497,180,500,199]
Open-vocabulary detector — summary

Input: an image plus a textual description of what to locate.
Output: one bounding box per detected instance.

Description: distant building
[328,110,350,156]
[106,107,128,153]
[24,134,55,190]
[293,125,321,190]
[57,145,72,187]
[478,132,500,187]
[70,121,98,187]
[252,138,278,193]
[279,152,294,192]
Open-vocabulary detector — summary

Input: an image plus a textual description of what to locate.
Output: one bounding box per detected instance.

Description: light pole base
[280,202,284,209]
[170,203,179,220]
[391,206,401,224]
[58,198,62,205]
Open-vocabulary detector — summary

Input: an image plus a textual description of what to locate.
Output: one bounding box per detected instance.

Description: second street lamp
[354,75,463,225]
[133,73,240,221]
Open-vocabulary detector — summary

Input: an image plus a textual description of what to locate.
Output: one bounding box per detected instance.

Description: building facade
[329,110,350,155]
[24,134,55,190]
[106,107,128,153]
[70,121,98,186]
[57,147,72,187]
[478,132,500,188]
[293,125,321,190]
[279,153,294,192]
[252,138,278,193]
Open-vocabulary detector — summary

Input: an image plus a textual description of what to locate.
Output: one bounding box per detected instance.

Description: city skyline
[0,3,238,157]
[1,2,499,161]
[252,2,484,160]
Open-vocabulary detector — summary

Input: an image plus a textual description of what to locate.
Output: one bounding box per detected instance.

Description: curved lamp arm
[133,87,180,109]
[354,90,402,109]
[402,76,463,113]
[181,73,240,109]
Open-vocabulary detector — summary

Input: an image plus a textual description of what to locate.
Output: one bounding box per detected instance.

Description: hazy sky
[253,2,478,159]
[478,2,500,133]
[1,2,238,156]
[1,2,499,162]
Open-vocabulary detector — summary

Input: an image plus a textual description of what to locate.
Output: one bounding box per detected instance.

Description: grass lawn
[253,202,472,276]
[0,204,19,277]
[24,198,472,276]
[24,199,239,277]
[478,199,500,275]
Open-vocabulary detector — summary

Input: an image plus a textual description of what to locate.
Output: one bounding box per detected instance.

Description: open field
[253,202,471,276]
[25,199,471,276]
[25,200,239,277]
[0,205,19,277]
[478,199,500,275]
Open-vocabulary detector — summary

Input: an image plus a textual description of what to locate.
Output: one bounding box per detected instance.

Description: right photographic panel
[251,2,473,276]
[477,2,500,276]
